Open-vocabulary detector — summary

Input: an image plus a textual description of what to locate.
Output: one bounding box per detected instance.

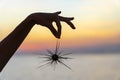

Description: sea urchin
[38,41,72,70]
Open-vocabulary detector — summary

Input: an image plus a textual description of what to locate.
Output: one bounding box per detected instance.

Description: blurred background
[0,0,120,80]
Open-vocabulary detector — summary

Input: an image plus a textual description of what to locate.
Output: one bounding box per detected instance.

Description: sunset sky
[0,0,120,52]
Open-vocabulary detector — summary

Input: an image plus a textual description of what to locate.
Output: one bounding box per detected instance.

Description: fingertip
[68,17,74,20]
[73,27,76,29]
[57,36,61,39]
[56,36,61,39]
[57,37,61,39]
[70,17,74,20]
[56,11,61,14]
[71,26,76,29]
[71,17,74,20]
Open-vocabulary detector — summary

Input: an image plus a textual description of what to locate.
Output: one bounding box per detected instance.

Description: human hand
[29,11,75,38]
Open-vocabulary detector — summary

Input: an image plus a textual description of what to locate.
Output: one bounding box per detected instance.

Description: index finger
[55,17,62,38]
[59,16,76,29]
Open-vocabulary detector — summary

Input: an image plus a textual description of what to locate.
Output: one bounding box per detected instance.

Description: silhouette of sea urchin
[38,41,72,70]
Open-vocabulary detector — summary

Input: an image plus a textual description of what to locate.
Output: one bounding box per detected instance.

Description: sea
[0,53,120,80]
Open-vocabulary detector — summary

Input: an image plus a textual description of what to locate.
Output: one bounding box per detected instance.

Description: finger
[55,11,61,14]
[66,21,76,29]
[59,16,74,21]
[48,24,61,39]
[55,18,62,37]
[68,17,74,20]
[59,16,75,29]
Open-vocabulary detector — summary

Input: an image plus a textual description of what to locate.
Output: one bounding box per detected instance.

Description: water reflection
[1,53,120,80]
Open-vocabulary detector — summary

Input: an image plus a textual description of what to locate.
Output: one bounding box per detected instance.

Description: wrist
[25,14,36,26]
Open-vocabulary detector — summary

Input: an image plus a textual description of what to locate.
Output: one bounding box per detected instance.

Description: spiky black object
[38,41,72,70]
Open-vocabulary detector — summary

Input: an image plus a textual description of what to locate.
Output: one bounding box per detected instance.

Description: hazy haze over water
[1,53,120,80]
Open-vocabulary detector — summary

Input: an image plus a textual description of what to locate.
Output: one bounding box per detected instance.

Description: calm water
[0,53,120,80]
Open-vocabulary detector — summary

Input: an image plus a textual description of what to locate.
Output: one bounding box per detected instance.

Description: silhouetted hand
[0,11,75,72]
[29,11,75,38]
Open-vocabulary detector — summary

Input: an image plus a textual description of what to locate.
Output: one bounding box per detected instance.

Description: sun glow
[0,0,120,51]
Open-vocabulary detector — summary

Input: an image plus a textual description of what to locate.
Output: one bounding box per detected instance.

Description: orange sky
[0,0,120,52]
